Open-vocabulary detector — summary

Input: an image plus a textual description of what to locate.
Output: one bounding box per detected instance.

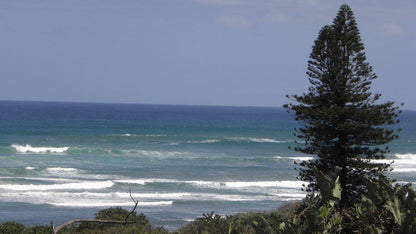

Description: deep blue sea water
[0,101,415,230]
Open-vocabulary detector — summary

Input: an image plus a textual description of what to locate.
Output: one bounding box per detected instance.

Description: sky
[0,0,415,109]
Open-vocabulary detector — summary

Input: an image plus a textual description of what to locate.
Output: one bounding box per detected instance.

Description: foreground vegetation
[0,207,169,234]
[177,176,416,233]
[1,176,415,233]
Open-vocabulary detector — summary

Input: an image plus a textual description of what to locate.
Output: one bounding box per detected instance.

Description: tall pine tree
[284,4,401,205]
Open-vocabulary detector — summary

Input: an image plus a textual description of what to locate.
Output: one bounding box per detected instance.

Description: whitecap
[44,167,79,175]
[0,180,114,191]
[0,176,79,183]
[50,201,173,207]
[226,137,284,143]
[25,166,37,170]
[112,192,274,202]
[115,178,179,185]
[394,153,416,160]
[115,178,304,189]
[274,155,314,161]
[121,150,189,158]
[0,191,293,205]
[392,168,416,173]
[185,180,304,189]
[223,180,304,188]
[371,159,394,164]
[372,154,416,174]
[269,193,306,198]
[187,139,220,144]
[12,144,69,153]
[45,167,78,172]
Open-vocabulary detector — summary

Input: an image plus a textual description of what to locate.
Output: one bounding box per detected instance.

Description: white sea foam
[121,150,189,158]
[223,181,304,188]
[50,201,173,207]
[0,176,80,183]
[115,178,179,185]
[269,193,306,198]
[392,168,416,173]
[0,180,114,191]
[44,167,81,177]
[395,153,416,160]
[186,180,304,189]
[0,190,294,207]
[274,156,314,161]
[371,153,416,164]
[187,139,220,144]
[105,192,280,202]
[186,180,218,186]
[207,193,283,201]
[370,153,416,173]
[45,167,78,173]
[115,178,304,189]
[280,197,305,201]
[227,137,284,143]
[371,159,394,164]
[25,166,37,170]
[12,144,69,153]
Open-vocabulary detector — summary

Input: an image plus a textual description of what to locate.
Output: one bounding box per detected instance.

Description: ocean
[0,101,415,230]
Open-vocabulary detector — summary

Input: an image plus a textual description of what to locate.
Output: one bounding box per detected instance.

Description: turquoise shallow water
[0,101,414,230]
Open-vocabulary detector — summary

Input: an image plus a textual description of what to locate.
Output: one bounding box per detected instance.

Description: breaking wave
[274,155,314,161]
[394,153,416,160]
[45,167,79,173]
[0,190,303,207]
[186,139,221,144]
[0,180,114,191]
[11,144,69,153]
[50,201,173,207]
[225,137,288,143]
[371,153,416,174]
[115,178,303,189]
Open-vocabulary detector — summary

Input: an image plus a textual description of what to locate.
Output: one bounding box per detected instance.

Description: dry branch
[51,189,139,234]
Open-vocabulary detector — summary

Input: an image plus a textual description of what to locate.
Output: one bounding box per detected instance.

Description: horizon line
[0,99,284,109]
[1,99,414,112]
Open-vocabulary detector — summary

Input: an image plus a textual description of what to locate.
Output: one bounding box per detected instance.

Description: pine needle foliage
[284,4,402,206]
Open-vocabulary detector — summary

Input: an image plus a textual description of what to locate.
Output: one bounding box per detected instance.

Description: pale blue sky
[0,0,415,109]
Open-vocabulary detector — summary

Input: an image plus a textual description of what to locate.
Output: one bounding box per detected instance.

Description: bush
[66,207,167,234]
[24,225,51,234]
[0,221,25,234]
[176,206,296,234]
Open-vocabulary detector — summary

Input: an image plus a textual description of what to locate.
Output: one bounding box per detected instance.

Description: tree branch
[125,187,139,223]
[51,189,139,234]
[52,219,133,234]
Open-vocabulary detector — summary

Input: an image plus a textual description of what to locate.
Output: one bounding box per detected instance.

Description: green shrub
[176,207,295,234]
[23,225,51,234]
[0,221,25,234]
[64,207,167,234]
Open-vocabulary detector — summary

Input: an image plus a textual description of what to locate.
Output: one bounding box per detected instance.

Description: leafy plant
[0,221,25,234]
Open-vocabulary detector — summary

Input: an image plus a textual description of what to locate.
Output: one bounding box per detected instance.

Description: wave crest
[50,201,173,207]
[395,153,416,160]
[12,144,69,153]
[274,155,314,161]
[0,180,114,191]
[226,137,287,143]
[115,178,304,189]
